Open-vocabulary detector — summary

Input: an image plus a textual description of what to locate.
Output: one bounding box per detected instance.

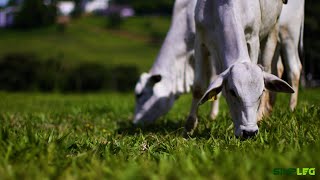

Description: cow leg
[185,37,210,135]
[280,28,302,111]
[258,25,279,121]
[209,93,221,120]
[208,55,221,120]
[274,55,284,79]
[269,41,283,107]
[247,36,260,64]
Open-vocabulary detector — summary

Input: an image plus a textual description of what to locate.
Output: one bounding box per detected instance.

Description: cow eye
[230,89,237,97]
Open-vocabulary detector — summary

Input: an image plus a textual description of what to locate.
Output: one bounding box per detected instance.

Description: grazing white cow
[185,0,295,138]
[258,0,305,118]
[133,0,198,124]
[277,0,304,110]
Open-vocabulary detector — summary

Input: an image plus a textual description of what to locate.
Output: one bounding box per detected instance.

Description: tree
[14,0,57,29]
[112,0,174,15]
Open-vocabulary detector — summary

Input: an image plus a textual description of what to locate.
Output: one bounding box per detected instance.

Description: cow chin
[133,96,174,125]
[133,110,159,125]
[235,124,259,139]
[229,107,260,139]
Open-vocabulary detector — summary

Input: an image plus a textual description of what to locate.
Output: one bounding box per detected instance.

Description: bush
[71,0,83,18]
[113,0,174,15]
[14,0,57,29]
[106,13,123,29]
[64,63,110,92]
[0,53,139,92]
[113,66,139,92]
[0,53,41,90]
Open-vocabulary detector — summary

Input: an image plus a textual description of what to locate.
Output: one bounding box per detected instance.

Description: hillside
[0,16,171,72]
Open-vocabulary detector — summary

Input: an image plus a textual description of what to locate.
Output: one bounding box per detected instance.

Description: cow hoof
[184,116,198,134]
[209,113,218,121]
[182,130,193,139]
[290,100,297,111]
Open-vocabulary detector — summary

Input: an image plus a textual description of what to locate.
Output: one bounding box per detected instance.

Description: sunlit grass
[0,89,319,179]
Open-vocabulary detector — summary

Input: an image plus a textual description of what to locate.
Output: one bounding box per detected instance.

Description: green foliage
[14,0,57,29]
[0,89,319,179]
[304,1,320,79]
[71,0,83,18]
[106,13,123,29]
[0,52,139,92]
[6,0,18,6]
[0,16,172,92]
[0,16,170,73]
[0,16,171,93]
[113,0,174,14]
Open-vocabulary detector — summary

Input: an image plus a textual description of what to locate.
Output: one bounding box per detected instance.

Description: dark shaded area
[116,119,185,136]
[113,0,174,15]
[304,0,320,86]
[105,13,123,29]
[13,0,57,29]
[0,53,139,92]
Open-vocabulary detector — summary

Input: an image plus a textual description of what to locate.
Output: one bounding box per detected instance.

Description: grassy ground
[0,16,171,72]
[0,88,319,179]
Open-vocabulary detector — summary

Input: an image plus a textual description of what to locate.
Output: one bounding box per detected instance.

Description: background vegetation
[112,0,174,14]
[0,16,171,92]
[304,0,320,81]
[13,0,56,29]
[1,0,319,92]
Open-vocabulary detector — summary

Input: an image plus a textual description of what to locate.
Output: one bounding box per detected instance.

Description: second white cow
[134,0,197,124]
[185,0,294,138]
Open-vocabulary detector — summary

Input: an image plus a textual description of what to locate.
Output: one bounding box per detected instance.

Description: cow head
[134,73,175,125]
[199,62,294,138]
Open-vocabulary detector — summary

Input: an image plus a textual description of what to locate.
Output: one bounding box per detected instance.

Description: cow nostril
[242,130,258,139]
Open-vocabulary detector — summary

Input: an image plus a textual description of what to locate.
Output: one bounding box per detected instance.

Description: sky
[0,0,8,6]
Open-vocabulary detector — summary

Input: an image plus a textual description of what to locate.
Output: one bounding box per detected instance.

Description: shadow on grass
[115,115,235,140]
[116,119,186,136]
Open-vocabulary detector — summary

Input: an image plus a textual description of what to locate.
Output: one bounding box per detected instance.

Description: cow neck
[215,1,251,70]
[150,1,194,95]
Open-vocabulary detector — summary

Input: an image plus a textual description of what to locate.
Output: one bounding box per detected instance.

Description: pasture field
[0,16,171,72]
[0,89,319,179]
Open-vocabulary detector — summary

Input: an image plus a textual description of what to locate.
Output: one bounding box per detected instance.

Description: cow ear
[263,72,294,93]
[199,75,224,105]
[149,74,162,84]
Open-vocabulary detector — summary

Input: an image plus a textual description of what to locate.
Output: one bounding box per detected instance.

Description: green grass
[0,16,171,72]
[0,88,319,179]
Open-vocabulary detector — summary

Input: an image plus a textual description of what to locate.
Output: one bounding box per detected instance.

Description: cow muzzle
[235,125,259,139]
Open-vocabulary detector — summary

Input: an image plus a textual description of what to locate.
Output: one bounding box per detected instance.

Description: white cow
[133,0,198,124]
[185,0,294,138]
[277,0,304,110]
[134,0,222,125]
[258,0,305,118]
